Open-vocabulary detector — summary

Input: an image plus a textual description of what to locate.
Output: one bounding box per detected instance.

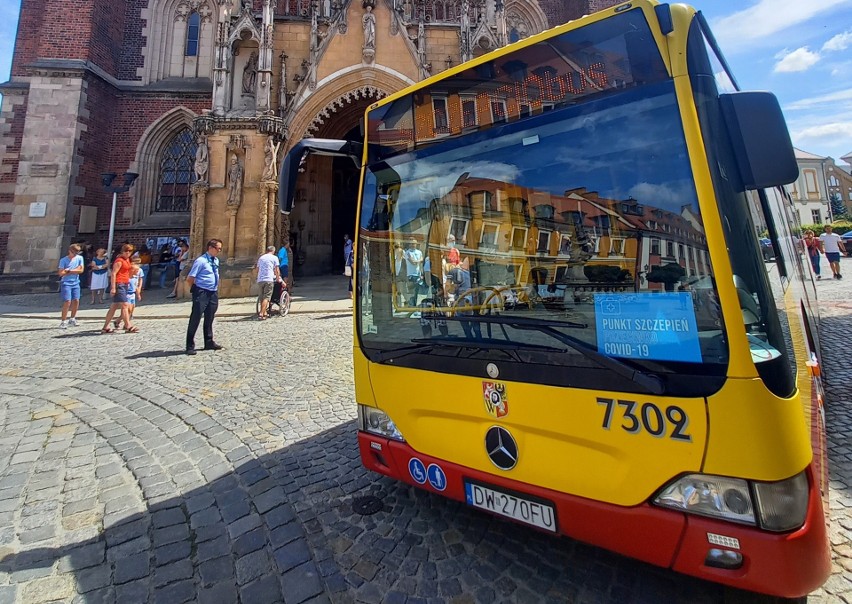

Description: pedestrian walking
[819,224,846,279]
[277,242,290,289]
[403,238,424,306]
[100,243,138,334]
[58,243,85,328]
[167,241,190,299]
[256,245,281,320]
[89,248,109,303]
[344,234,354,299]
[803,230,822,279]
[185,239,224,355]
[116,255,144,329]
[138,244,153,289]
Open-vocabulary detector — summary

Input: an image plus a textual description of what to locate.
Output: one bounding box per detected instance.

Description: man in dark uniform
[185,239,224,355]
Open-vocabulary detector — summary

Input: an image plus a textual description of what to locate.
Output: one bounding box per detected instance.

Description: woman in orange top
[101,244,139,333]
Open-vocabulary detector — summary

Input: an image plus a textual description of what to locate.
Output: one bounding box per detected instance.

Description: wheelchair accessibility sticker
[408,458,427,484]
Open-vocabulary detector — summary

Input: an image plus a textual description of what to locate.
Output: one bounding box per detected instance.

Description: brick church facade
[0,0,620,295]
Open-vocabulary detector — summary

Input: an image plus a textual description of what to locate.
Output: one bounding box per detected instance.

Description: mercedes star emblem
[486,363,499,378]
[485,426,518,470]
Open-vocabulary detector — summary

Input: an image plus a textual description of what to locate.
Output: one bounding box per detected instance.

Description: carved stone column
[257,0,275,112]
[226,207,239,264]
[258,182,271,256]
[266,181,277,247]
[190,183,210,258]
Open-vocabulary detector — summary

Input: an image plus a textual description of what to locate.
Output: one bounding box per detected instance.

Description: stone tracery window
[156,128,196,212]
[185,12,201,56]
[141,0,215,82]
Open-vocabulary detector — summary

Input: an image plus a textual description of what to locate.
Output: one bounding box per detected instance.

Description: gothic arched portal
[286,70,410,276]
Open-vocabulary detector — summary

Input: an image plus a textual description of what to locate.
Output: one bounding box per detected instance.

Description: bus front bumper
[358,431,830,598]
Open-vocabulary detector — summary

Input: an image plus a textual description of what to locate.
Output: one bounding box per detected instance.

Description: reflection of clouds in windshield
[394,160,520,207]
[625,181,697,210]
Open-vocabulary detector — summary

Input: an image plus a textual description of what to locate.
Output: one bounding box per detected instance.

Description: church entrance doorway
[288,93,374,278]
[330,125,362,274]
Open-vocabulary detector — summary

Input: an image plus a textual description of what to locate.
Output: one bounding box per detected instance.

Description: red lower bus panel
[671,467,830,598]
[359,433,684,568]
[359,433,830,598]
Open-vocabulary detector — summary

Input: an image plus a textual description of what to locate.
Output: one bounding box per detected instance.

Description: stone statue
[278,52,288,114]
[226,155,244,207]
[261,136,281,181]
[242,51,258,95]
[362,5,376,49]
[194,134,209,182]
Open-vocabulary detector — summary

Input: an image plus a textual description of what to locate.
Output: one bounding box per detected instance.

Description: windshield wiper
[372,337,565,363]
[458,315,666,395]
[372,316,665,394]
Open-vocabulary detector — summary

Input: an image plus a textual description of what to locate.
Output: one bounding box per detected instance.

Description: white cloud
[794,122,852,140]
[823,30,852,52]
[627,182,694,207]
[712,0,852,54]
[774,47,821,73]
[785,88,852,110]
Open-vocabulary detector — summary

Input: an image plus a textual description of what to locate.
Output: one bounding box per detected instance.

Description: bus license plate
[464,481,557,533]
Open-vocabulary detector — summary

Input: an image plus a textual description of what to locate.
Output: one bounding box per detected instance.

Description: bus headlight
[358,405,405,442]
[653,472,809,532]
[654,474,756,525]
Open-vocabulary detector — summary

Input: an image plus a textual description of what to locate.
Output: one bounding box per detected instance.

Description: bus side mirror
[278,138,363,214]
[719,92,799,190]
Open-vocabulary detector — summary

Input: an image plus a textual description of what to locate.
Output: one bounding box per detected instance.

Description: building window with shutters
[156,128,196,212]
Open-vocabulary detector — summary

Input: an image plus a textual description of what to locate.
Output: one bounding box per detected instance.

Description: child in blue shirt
[58,243,85,328]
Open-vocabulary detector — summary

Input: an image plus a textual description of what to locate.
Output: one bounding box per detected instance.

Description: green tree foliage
[583,265,631,282]
[830,193,848,221]
[646,262,685,292]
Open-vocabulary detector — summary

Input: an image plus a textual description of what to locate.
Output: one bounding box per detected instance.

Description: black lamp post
[101,172,139,256]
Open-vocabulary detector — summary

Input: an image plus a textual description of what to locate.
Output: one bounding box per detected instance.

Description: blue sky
[0,0,851,162]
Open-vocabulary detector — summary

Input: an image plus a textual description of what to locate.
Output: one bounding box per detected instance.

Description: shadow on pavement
[0,418,791,604]
[312,314,352,321]
[124,350,190,360]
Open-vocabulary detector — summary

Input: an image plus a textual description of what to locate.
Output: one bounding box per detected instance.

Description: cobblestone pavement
[0,266,851,603]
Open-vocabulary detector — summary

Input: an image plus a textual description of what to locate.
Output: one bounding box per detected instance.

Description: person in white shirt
[403,238,424,306]
[819,225,846,279]
[256,245,281,319]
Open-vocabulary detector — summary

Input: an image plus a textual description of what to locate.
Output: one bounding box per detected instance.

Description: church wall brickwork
[88,0,129,77]
[4,74,87,274]
[71,76,119,243]
[36,0,95,63]
[111,94,209,230]
[10,0,47,77]
[118,0,149,80]
[0,90,29,272]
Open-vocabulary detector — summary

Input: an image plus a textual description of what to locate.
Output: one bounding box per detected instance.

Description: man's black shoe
[186,348,197,355]
[204,343,224,351]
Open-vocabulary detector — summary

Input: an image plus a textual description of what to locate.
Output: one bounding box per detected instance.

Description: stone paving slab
[0,261,850,603]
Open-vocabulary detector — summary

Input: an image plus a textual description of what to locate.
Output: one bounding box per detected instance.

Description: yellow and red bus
[279,1,830,599]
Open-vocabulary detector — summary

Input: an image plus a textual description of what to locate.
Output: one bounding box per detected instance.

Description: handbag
[344,265,352,277]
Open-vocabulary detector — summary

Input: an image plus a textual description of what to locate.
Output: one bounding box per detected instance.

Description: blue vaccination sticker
[408,458,427,484]
[594,292,702,363]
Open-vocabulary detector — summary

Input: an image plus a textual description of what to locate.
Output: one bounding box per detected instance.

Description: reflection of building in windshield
[390,176,712,295]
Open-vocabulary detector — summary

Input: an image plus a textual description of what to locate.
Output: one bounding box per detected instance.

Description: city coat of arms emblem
[483,381,509,418]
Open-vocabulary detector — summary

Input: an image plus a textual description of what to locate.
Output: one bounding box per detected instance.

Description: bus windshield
[357,11,728,398]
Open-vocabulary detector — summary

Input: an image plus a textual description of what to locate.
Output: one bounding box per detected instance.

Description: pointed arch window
[185,12,201,56]
[156,128,196,212]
